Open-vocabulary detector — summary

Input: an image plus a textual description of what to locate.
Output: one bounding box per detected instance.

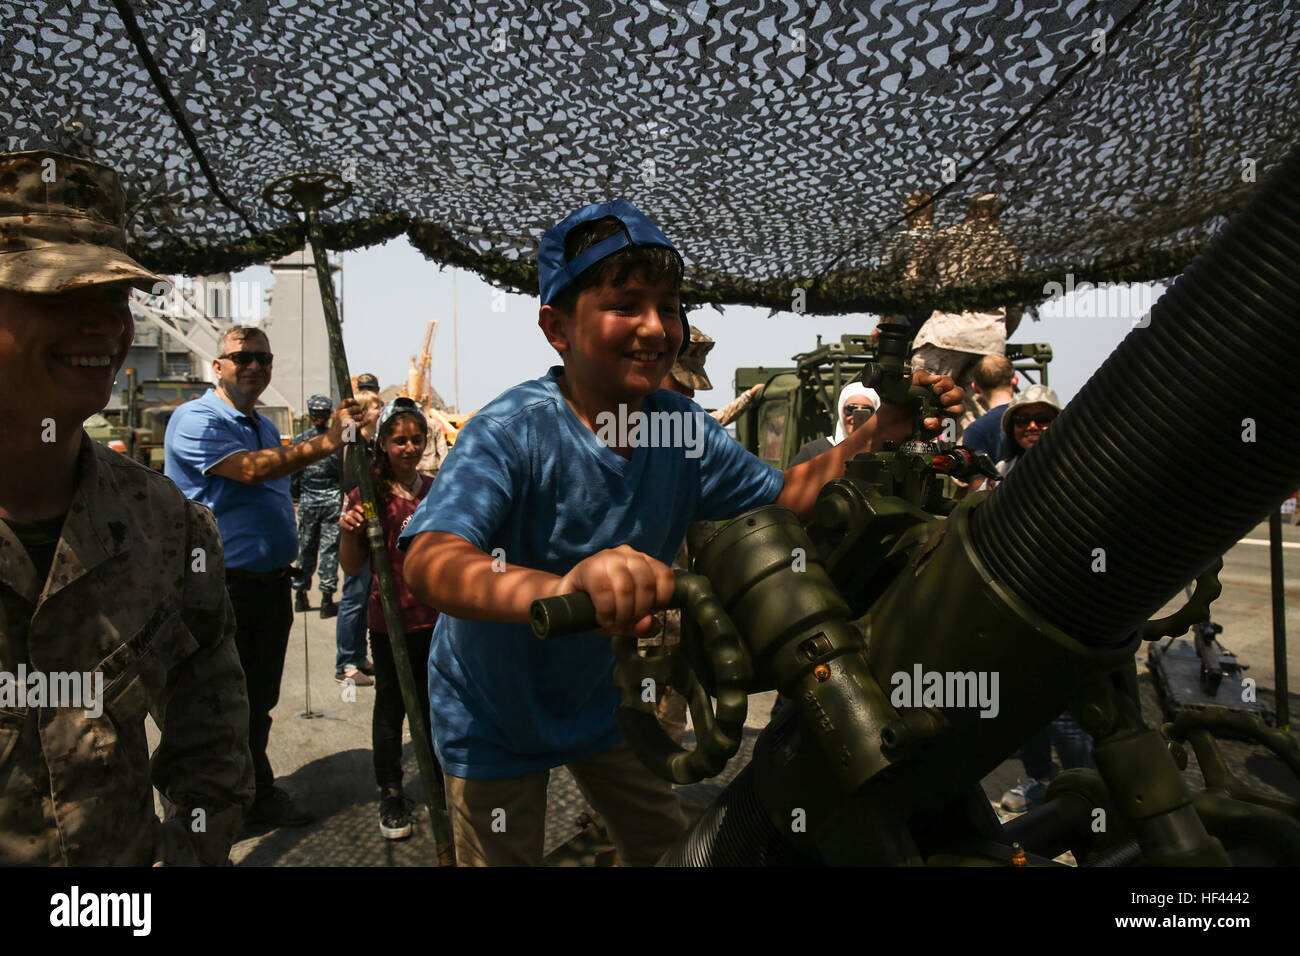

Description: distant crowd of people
[3,148,1077,867]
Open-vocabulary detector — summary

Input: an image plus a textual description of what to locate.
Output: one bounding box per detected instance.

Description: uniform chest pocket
[98,602,201,707]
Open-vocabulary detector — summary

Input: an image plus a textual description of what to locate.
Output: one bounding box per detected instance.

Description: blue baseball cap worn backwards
[538,199,689,354]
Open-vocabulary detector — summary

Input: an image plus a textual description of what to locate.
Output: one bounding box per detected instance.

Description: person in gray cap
[290,394,343,617]
[995,383,1062,480]
[0,149,253,864]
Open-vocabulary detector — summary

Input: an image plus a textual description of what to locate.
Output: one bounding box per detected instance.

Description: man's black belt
[227,566,294,583]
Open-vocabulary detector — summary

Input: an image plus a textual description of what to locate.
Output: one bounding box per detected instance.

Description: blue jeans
[1020,711,1095,780]
[336,558,371,673]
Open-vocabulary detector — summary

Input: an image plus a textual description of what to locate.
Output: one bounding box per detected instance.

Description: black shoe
[246,786,313,829]
[379,786,412,840]
[358,659,375,677]
[293,591,311,613]
[319,593,337,619]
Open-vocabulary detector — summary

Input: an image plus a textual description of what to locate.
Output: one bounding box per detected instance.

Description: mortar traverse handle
[530,572,752,784]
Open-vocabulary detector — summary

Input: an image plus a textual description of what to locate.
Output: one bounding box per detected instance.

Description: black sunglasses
[219,350,274,367]
[1012,412,1055,427]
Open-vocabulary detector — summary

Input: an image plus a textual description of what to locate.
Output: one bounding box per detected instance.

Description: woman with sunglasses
[338,397,443,839]
[994,384,1062,480]
[790,381,881,466]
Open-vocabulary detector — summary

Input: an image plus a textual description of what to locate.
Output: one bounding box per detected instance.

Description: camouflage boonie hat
[670,326,714,391]
[0,149,168,295]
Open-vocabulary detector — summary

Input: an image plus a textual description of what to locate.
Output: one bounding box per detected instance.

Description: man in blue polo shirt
[166,325,358,829]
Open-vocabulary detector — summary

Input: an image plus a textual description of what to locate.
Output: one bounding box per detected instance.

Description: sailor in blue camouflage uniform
[290,395,342,618]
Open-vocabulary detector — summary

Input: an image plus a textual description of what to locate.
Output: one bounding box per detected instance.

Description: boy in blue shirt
[401,200,963,865]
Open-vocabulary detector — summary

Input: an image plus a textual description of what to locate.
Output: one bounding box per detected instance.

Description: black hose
[1085,837,1142,867]
[971,143,1300,644]
[657,765,810,867]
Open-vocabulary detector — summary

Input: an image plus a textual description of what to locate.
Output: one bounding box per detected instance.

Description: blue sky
[235,236,1163,414]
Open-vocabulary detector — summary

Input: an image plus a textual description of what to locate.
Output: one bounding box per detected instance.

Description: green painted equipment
[531,143,1300,865]
[733,332,1051,470]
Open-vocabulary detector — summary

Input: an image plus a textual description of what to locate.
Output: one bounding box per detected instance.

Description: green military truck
[87,372,293,470]
[732,333,1052,470]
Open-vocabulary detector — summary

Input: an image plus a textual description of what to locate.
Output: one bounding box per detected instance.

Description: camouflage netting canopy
[3,0,1298,315]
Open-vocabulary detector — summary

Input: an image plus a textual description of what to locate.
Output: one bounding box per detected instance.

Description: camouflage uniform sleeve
[151,499,254,865]
[711,384,762,427]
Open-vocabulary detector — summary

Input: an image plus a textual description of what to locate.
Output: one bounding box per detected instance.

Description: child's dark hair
[371,408,429,508]
[548,216,684,316]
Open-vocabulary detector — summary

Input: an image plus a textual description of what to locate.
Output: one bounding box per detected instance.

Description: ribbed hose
[971,143,1300,644]
[657,764,810,867]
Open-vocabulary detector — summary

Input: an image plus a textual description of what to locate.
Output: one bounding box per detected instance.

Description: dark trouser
[371,627,441,792]
[293,499,340,594]
[227,576,293,795]
[1020,711,1095,780]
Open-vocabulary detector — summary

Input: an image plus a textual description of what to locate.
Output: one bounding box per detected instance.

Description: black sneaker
[293,591,311,613]
[379,787,412,840]
[246,786,313,829]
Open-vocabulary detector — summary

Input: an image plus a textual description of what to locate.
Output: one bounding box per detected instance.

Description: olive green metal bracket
[1143,557,1224,640]
[1163,706,1300,818]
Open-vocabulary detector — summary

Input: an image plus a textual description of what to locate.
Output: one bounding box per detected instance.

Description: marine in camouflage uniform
[911,192,1024,425]
[290,395,342,614]
[0,149,253,864]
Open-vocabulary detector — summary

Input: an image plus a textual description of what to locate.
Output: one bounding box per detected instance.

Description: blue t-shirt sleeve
[695,411,784,521]
[399,414,523,553]
[168,405,247,475]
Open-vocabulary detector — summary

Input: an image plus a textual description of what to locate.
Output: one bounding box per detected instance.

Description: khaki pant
[445,739,688,866]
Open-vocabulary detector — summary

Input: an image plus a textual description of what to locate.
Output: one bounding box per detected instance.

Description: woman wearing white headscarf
[790,381,882,466]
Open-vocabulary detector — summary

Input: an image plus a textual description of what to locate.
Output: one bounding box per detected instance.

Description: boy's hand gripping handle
[530,572,752,785]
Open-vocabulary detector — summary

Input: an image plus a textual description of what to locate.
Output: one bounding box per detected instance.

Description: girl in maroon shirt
[339,398,441,839]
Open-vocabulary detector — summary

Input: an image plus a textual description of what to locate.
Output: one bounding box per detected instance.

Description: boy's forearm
[405,531,561,623]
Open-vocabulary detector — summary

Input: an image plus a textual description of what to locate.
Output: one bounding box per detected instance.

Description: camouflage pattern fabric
[911,219,1023,357]
[0,150,167,295]
[293,500,340,595]
[0,436,254,865]
[288,426,341,504]
[711,384,762,429]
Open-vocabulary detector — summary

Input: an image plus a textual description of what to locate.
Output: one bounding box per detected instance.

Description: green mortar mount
[533,320,1295,864]
[684,494,1231,865]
